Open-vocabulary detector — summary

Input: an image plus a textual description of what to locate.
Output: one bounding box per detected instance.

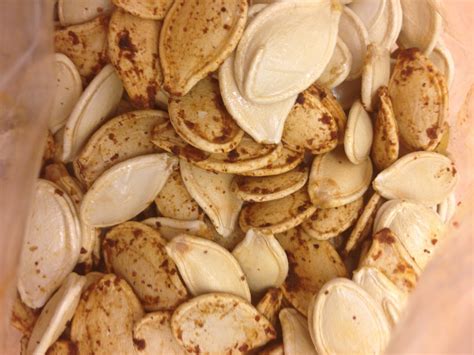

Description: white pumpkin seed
[108,8,162,108]
[54,16,108,81]
[71,274,144,354]
[339,7,369,80]
[169,77,244,153]
[239,188,317,235]
[49,54,83,134]
[308,278,391,355]
[155,167,203,220]
[374,199,446,269]
[58,0,113,26]
[302,196,364,240]
[171,293,276,354]
[219,53,297,144]
[373,151,457,205]
[160,0,248,96]
[359,227,420,293]
[234,0,341,103]
[353,266,407,326]
[282,84,339,154]
[133,311,186,354]
[152,123,283,174]
[371,86,399,170]
[279,308,317,355]
[26,273,86,355]
[74,110,167,187]
[113,0,173,20]
[361,44,390,112]
[18,180,81,309]
[60,64,123,162]
[231,164,308,202]
[344,192,383,254]
[430,40,455,88]
[81,153,177,227]
[398,0,442,55]
[103,221,188,310]
[344,100,373,164]
[318,37,353,89]
[389,48,448,151]
[142,217,209,240]
[309,146,373,208]
[166,235,251,301]
[276,228,347,316]
[180,160,243,237]
[232,229,288,294]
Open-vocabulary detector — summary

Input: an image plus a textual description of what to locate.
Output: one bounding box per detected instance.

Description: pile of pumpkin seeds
[13,0,458,354]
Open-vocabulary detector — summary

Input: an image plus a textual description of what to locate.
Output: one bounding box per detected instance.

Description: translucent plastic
[0,1,472,353]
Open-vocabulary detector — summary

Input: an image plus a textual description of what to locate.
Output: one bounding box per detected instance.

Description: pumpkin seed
[279,308,317,355]
[108,8,162,108]
[309,146,373,208]
[171,293,276,354]
[276,228,347,316]
[180,161,243,237]
[361,44,390,112]
[239,188,317,235]
[81,153,176,227]
[344,100,373,164]
[353,266,407,326]
[26,273,86,355]
[348,0,387,35]
[282,84,339,154]
[359,227,420,294]
[302,196,363,241]
[71,274,144,354]
[239,146,304,177]
[18,180,81,309]
[155,166,203,220]
[49,54,83,134]
[234,0,341,103]
[166,235,251,300]
[168,77,244,153]
[58,0,113,26]
[142,217,208,240]
[339,7,369,80]
[318,37,352,89]
[60,64,123,162]
[344,192,383,254]
[152,123,283,174]
[373,151,458,205]
[256,288,285,330]
[232,229,288,294]
[430,40,455,88]
[231,165,308,202]
[133,311,186,354]
[113,0,173,20]
[44,163,98,267]
[374,199,446,270]
[160,0,248,96]
[73,110,167,187]
[398,0,442,55]
[219,54,297,144]
[308,278,390,355]
[389,48,448,151]
[54,16,109,81]
[371,86,399,171]
[315,83,348,143]
[103,221,188,310]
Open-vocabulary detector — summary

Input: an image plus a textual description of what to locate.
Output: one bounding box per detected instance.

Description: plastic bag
[0,0,472,353]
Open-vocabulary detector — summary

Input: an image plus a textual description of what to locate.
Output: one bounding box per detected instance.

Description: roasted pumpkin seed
[279,308,317,355]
